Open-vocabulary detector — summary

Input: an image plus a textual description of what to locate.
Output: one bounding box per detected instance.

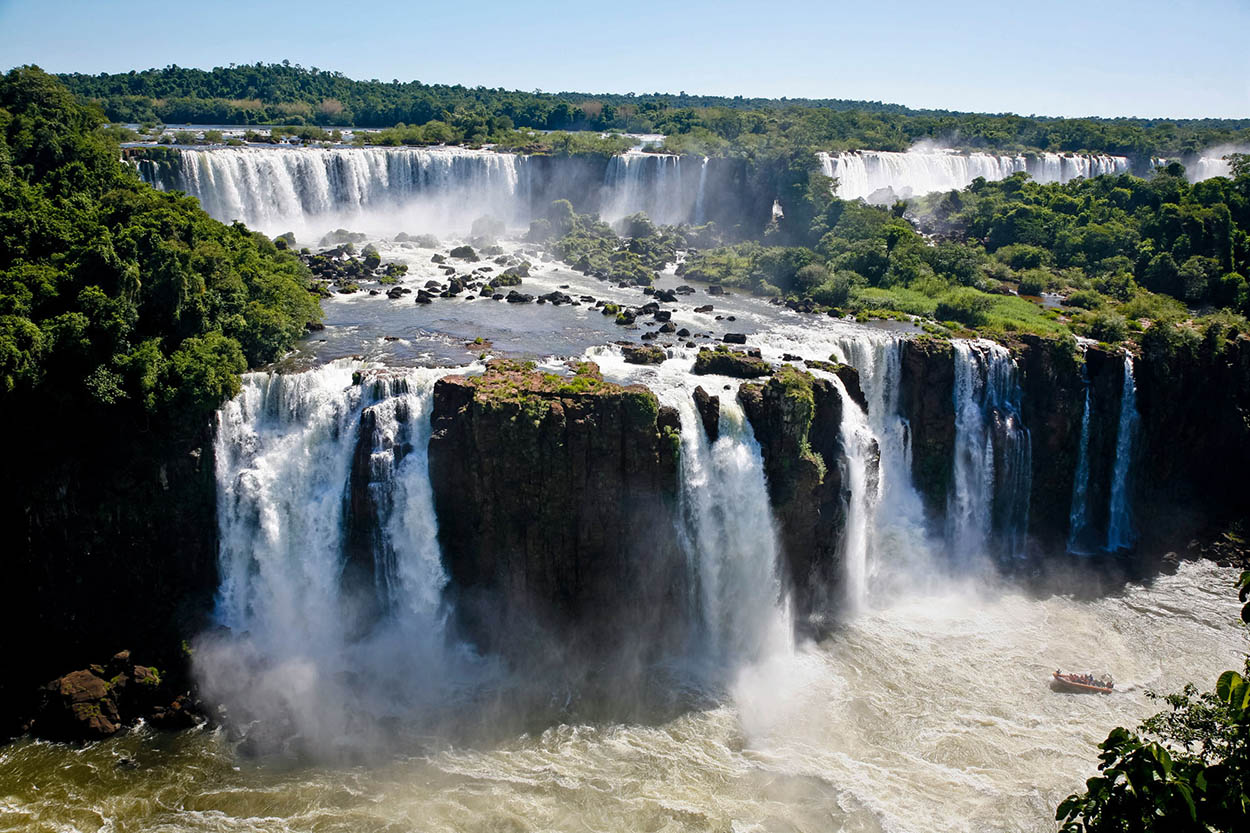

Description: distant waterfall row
[135,146,712,237]
[139,146,534,237]
[817,149,1130,202]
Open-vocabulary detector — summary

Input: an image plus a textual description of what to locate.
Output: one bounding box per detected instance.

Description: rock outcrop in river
[428,360,689,665]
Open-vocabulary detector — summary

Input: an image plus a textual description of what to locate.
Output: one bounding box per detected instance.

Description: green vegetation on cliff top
[0,65,321,435]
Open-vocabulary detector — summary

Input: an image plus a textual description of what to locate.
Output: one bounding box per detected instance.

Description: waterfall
[584,346,791,664]
[1106,354,1139,551]
[818,149,1130,202]
[756,325,937,598]
[1066,371,1094,555]
[693,156,709,225]
[947,340,1032,562]
[204,360,483,748]
[137,145,531,239]
[680,396,790,662]
[601,151,696,226]
[828,375,879,611]
[214,361,458,642]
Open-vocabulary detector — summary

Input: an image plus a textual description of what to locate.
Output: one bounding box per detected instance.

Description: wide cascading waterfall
[947,340,1032,562]
[140,145,531,239]
[203,360,483,752]
[1066,369,1095,554]
[818,148,1129,202]
[601,151,696,226]
[1106,353,1140,551]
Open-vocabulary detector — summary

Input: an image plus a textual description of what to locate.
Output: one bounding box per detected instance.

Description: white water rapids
[1,557,1241,832]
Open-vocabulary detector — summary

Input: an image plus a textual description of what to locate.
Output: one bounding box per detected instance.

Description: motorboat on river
[1053,670,1114,694]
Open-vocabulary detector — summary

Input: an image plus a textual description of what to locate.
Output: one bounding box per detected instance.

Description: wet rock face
[899,337,955,521]
[693,386,720,443]
[1135,331,1250,551]
[428,360,688,665]
[738,365,858,623]
[1017,335,1087,553]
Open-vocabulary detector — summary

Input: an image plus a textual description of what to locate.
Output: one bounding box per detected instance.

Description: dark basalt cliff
[898,331,1250,559]
[0,427,218,737]
[739,365,868,623]
[900,336,956,522]
[1135,331,1250,551]
[427,360,688,664]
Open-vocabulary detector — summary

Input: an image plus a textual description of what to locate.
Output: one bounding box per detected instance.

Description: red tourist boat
[1053,671,1114,694]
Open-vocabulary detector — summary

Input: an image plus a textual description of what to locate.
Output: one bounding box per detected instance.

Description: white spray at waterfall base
[200,359,501,755]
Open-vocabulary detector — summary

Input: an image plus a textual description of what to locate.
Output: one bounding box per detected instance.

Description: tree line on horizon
[56,61,1250,158]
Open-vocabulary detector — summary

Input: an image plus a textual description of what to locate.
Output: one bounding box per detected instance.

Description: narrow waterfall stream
[1106,353,1140,551]
[829,373,878,611]
[1067,371,1094,554]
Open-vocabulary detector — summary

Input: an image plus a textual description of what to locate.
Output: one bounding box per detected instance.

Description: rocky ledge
[428,360,688,666]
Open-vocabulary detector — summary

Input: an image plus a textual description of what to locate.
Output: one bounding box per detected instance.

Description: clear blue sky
[1,0,1246,119]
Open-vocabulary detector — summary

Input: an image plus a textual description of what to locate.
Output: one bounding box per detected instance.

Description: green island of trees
[653,155,1250,347]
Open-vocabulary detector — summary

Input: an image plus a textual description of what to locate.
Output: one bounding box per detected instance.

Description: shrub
[1087,312,1129,344]
[1064,289,1105,310]
[810,273,852,307]
[934,289,993,327]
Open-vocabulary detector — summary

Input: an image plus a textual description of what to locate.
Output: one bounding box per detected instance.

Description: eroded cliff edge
[427,359,688,665]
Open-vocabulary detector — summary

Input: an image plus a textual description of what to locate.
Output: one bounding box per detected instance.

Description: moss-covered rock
[738,365,860,624]
[693,346,771,378]
[623,345,667,365]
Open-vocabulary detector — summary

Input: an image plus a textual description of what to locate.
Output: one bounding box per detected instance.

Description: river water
[1,559,1242,833]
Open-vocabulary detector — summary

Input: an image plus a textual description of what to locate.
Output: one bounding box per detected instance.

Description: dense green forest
[60,62,1250,157]
[0,66,320,427]
[673,156,1250,344]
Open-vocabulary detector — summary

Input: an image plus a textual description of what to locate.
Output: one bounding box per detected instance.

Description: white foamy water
[1,558,1241,832]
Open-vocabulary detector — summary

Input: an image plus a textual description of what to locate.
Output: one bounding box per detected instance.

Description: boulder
[722,333,747,345]
[623,345,667,365]
[693,385,720,443]
[694,347,770,378]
